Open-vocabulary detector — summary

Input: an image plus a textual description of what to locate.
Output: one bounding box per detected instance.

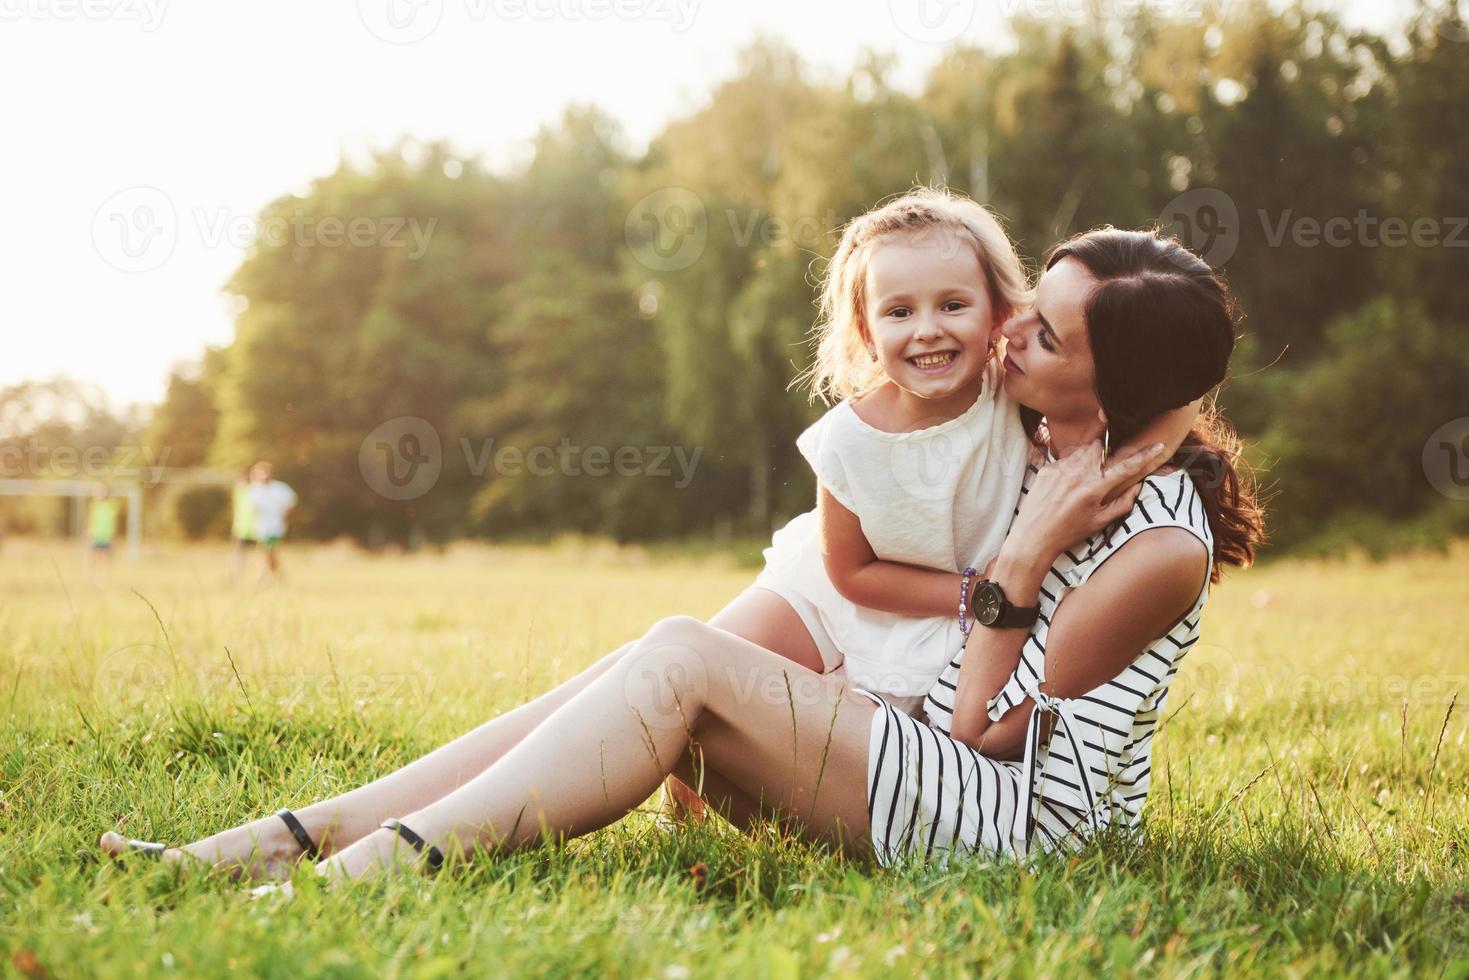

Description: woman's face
[1000,256,1102,424]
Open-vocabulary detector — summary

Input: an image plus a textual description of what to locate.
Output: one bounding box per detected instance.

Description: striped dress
[855,459,1215,867]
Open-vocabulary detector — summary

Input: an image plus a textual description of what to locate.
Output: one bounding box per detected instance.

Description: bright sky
[0,0,1412,410]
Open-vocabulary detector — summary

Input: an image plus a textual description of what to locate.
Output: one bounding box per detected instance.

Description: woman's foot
[98,811,318,882]
[311,825,439,889]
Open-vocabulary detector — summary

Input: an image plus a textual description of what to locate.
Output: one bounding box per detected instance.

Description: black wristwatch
[971,580,1040,630]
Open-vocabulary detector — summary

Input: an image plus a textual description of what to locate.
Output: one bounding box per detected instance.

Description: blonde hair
[799,187,1033,405]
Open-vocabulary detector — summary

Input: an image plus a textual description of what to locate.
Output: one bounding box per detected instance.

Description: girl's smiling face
[999,255,1101,423]
[862,228,999,407]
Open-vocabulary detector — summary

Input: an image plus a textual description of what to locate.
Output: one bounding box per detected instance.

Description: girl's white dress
[753,360,1032,704]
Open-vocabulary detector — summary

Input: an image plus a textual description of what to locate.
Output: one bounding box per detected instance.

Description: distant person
[247,461,296,582]
[229,468,257,582]
[87,483,119,569]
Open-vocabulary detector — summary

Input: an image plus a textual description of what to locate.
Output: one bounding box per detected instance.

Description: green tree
[145,346,225,469]
[1254,298,1469,548]
[215,139,510,545]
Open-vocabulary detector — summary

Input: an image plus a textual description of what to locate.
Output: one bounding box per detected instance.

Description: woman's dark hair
[1040,227,1265,580]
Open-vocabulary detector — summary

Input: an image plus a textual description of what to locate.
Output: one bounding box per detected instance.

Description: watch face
[976,582,1002,626]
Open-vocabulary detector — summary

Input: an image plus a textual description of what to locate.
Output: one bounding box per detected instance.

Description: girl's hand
[1004,441,1169,567]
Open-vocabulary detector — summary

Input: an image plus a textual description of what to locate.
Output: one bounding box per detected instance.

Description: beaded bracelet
[958,565,979,636]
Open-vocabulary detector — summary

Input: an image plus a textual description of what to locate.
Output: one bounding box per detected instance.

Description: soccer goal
[0,469,235,560]
[0,478,142,559]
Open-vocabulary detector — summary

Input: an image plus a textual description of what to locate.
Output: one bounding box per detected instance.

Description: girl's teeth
[913,353,956,367]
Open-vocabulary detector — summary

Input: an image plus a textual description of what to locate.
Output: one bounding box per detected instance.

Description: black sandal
[379,818,445,873]
[109,807,321,867]
[274,808,323,861]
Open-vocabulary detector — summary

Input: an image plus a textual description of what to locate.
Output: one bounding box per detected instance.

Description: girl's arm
[816,398,1200,623]
[1103,399,1202,501]
[817,486,965,619]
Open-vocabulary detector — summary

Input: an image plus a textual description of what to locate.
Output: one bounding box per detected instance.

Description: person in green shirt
[230,468,257,583]
[88,483,119,567]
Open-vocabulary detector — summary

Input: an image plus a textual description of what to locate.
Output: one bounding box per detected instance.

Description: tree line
[9,3,1468,556]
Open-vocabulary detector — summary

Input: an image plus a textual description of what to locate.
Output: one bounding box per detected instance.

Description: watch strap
[996,602,1040,629]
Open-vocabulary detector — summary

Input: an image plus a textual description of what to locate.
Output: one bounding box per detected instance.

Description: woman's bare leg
[100,639,641,878]
[315,616,877,883]
[99,594,831,873]
[661,587,829,821]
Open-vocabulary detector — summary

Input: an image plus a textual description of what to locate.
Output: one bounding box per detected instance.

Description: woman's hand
[1003,440,1169,569]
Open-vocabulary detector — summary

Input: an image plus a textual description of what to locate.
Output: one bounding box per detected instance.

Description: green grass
[2,538,1467,977]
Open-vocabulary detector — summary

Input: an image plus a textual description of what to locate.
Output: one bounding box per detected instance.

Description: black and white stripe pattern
[861,462,1215,866]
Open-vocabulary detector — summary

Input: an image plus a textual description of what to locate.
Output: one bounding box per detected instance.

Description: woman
[100,228,1263,879]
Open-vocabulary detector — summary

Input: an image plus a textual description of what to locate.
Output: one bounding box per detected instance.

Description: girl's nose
[911,312,944,340]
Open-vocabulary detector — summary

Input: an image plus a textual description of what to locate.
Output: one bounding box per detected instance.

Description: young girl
[755,189,1197,712]
[662,188,1195,818]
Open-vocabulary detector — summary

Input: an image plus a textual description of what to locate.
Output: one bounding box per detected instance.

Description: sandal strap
[275,808,322,860]
[124,838,168,858]
[379,818,444,873]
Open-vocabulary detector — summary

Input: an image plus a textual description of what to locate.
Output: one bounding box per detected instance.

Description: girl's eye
[887,307,910,318]
[943,301,966,312]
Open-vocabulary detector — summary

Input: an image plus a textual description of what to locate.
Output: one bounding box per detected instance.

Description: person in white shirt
[247,460,297,581]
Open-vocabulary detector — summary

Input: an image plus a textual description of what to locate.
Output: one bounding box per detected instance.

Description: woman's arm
[969,527,1208,759]
[945,441,1174,750]
[817,485,967,619]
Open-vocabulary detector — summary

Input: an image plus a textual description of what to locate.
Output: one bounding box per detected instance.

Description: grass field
[2,537,1467,977]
